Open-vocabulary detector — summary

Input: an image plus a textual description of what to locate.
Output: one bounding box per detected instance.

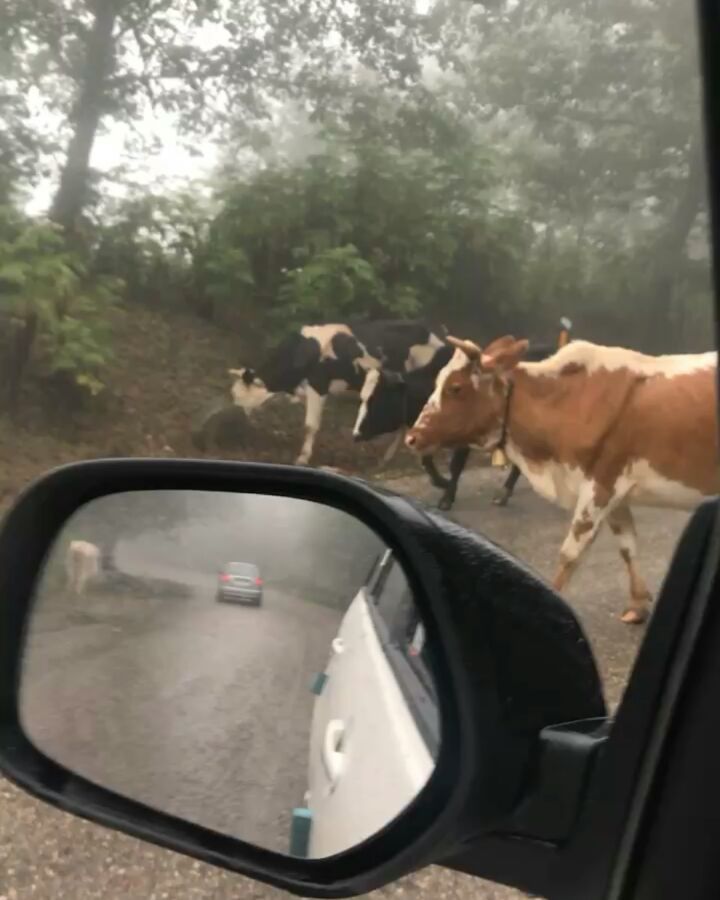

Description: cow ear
[332,332,364,364]
[480,339,530,373]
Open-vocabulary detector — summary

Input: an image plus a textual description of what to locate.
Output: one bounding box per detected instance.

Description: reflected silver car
[216,561,263,606]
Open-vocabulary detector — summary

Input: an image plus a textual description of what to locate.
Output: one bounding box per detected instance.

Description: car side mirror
[0,459,606,897]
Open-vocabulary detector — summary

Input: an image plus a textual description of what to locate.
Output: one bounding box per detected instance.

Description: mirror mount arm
[436,717,611,897]
[506,716,611,843]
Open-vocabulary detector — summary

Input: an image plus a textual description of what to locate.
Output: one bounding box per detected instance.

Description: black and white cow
[228,321,446,465]
[353,324,573,510]
[351,344,469,509]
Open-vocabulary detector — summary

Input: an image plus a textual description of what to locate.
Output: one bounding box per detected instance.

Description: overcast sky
[23,20,226,214]
[20,2,428,215]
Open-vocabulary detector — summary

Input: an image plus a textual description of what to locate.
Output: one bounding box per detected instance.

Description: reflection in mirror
[20,490,439,859]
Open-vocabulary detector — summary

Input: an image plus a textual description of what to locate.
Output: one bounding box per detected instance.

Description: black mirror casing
[0,458,606,898]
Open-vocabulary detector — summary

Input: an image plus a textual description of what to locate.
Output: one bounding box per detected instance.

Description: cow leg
[438,447,471,511]
[65,557,78,598]
[76,560,90,597]
[607,505,653,625]
[553,482,624,593]
[296,387,326,465]
[375,429,405,470]
[421,455,452,490]
[493,465,522,507]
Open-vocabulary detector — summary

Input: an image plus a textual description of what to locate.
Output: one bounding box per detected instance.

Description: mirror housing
[0,459,606,897]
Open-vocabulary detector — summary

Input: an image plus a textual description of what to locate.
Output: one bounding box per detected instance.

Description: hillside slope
[0,305,435,508]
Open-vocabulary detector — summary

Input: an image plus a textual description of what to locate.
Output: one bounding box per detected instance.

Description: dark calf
[355,328,574,510]
[353,349,520,511]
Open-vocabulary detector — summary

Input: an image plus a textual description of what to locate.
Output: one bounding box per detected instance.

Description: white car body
[304,550,438,858]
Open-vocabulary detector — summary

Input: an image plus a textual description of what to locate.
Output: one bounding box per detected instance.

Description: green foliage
[0,0,712,371]
[0,206,119,396]
[198,242,255,316]
[278,244,389,325]
[93,193,215,312]
[194,110,517,335]
[39,276,118,395]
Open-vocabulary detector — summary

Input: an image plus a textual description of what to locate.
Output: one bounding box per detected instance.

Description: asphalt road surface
[400,465,691,713]
[22,586,343,854]
[1,465,692,899]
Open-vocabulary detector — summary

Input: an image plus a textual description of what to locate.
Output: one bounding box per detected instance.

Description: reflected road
[21,493,385,854]
[23,582,343,853]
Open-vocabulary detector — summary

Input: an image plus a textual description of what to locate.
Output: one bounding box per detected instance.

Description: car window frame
[364,554,440,758]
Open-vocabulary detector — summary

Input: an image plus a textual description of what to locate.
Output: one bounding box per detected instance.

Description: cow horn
[447,336,483,361]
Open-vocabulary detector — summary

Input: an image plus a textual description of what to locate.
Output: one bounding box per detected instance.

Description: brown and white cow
[65,540,101,597]
[405,335,719,624]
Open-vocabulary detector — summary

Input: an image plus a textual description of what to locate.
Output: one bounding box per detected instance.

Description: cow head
[405,335,529,455]
[353,369,406,442]
[228,367,272,412]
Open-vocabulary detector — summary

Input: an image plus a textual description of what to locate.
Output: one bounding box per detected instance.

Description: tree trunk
[11,2,120,415]
[645,136,705,353]
[49,0,119,235]
[5,313,37,415]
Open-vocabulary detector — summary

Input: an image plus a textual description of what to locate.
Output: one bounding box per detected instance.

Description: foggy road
[23,582,343,853]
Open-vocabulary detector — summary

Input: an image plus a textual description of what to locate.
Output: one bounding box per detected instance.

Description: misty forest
[0,0,712,490]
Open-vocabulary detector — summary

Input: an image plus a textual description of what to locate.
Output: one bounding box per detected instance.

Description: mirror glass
[20,490,439,859]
